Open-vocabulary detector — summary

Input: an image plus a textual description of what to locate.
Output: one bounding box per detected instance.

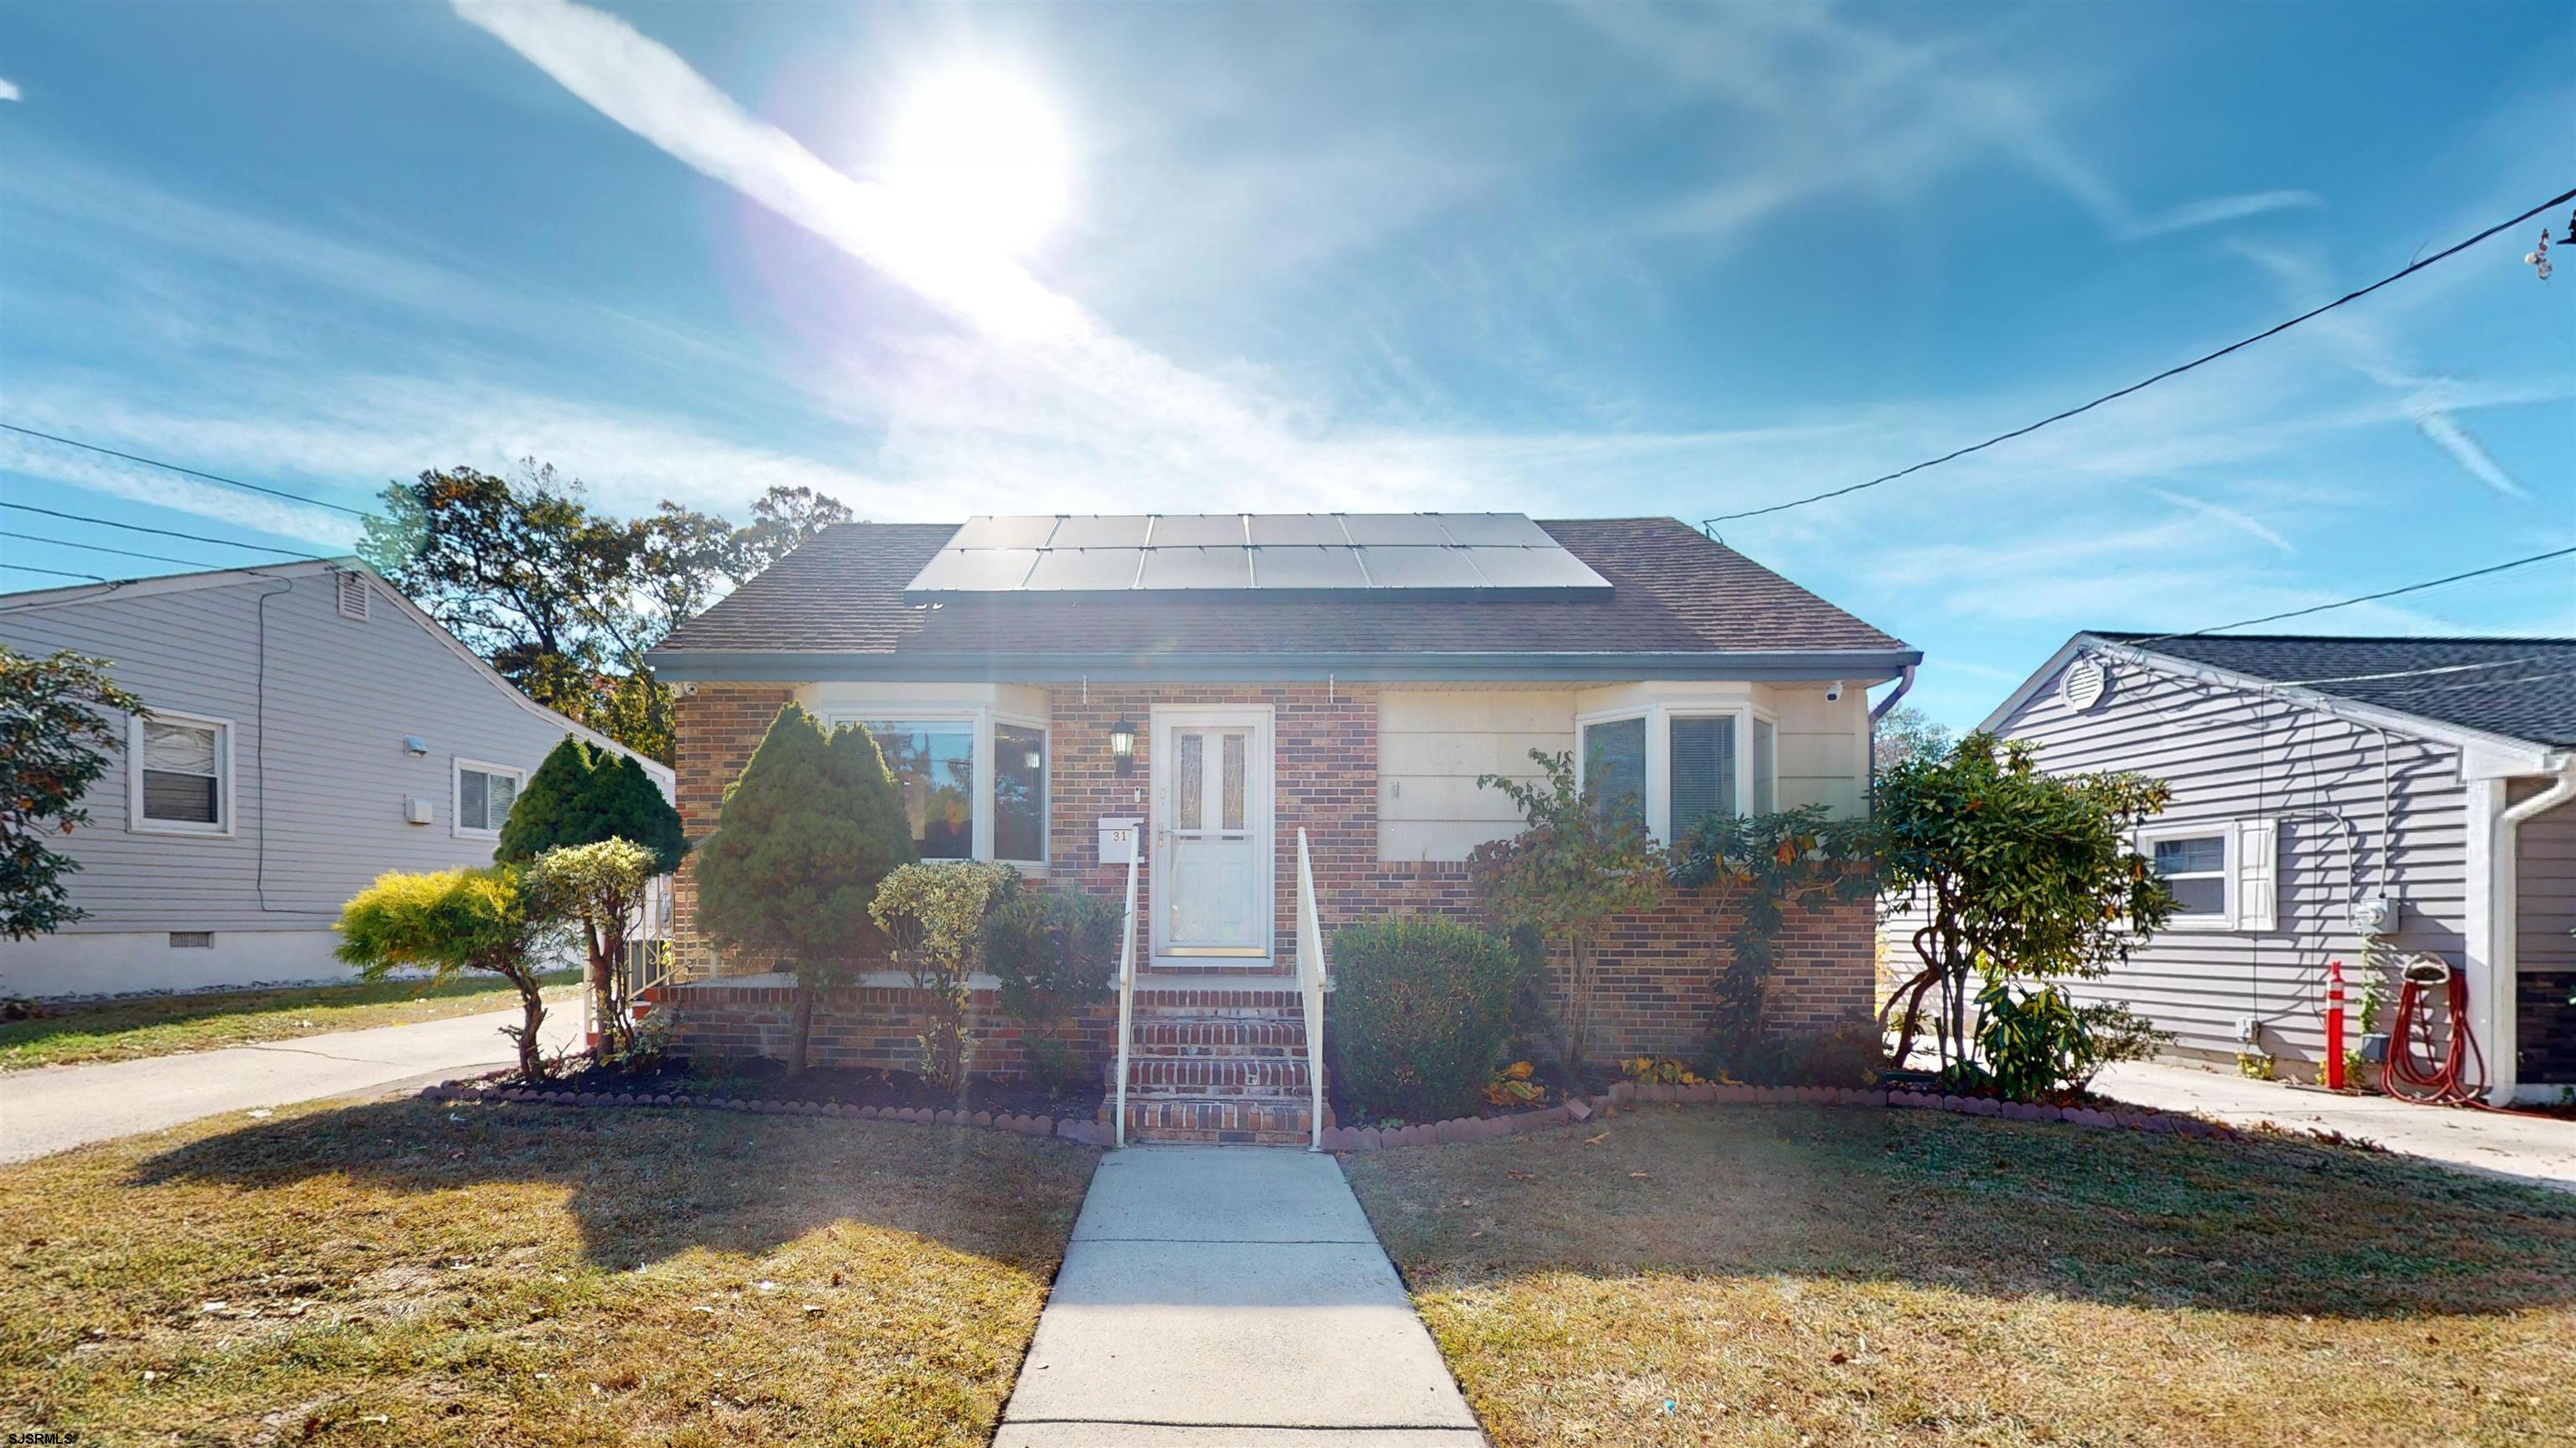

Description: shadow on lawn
[124,1096,1096,1271]
[1350,1108,2576,1321]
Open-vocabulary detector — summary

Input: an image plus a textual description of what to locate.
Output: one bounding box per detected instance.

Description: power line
[2130,544,2576,646]
[0,561,109,583]
[1703,183,2576,527]
[0,422,377,519]
[0,501,337,559]
[2,527,246,572]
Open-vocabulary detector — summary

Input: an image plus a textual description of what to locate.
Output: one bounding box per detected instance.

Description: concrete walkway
[996,1147,1484,1447]
[2093,1059,2576,1194]
[0,1003,584,1165]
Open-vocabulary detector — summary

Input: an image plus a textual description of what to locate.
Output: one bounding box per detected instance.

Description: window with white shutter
[2142,820,2276,932]
[2235,819,2278,933]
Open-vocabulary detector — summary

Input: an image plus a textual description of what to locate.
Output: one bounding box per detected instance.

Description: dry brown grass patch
[0,1096,1097,1445]
[1344,1105,2576,1447]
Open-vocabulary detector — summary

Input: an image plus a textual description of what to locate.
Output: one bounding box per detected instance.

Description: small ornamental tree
[693,705,916,1071]
[497,735,686,1055]
[873,861,1014,1092]
[1877,731,2177,1077]
[983,884,1124,1092]
[1,647,143,939]
[337,866,556,1079]
[523,839,662,1060]
[1469,749,1666,1076]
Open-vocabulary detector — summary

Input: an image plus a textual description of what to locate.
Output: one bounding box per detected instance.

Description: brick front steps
[1116,987,1332,1145]
[419,1073,2240,1153]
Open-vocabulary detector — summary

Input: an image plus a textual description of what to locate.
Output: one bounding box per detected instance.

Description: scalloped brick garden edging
[415,1078,1115,1145]
[1312,1077,2238,1152]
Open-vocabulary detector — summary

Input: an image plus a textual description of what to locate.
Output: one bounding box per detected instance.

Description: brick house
[647,514,1917,1142]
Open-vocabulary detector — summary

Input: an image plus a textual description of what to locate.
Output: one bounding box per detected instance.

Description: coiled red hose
[2381,958,2487,1106]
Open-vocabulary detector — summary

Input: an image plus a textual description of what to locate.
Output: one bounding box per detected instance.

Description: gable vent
[335,571,371,621]
[2059,657,2111,712]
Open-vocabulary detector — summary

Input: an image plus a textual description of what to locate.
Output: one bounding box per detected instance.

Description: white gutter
[2484,755,2576,1104]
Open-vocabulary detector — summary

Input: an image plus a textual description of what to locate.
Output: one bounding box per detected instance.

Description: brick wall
[668,677,1875,1073]
[665,980,1114,1077]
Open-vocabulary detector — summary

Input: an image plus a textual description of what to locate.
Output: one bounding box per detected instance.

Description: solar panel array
[905,514,1613,600]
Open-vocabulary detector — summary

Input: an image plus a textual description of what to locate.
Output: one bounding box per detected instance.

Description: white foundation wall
[1,927,357,999]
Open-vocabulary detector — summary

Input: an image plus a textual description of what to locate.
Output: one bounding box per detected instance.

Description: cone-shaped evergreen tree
[693,704,917,1069]
[498,736,686,875]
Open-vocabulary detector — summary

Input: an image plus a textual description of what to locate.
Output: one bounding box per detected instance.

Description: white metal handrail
[1111,843,1141,1148]
[1295,828,1331,1151]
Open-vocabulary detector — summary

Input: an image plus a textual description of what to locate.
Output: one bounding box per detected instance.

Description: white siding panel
[2517,791,2576,972]
[1377,688,1575,862]
[1924,653,2475,1069]
[0,573,625,992]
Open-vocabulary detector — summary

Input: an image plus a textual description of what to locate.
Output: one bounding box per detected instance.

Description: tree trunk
[514,980,548,1081]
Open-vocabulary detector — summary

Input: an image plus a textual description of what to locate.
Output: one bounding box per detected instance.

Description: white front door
[1151,708,1272,966]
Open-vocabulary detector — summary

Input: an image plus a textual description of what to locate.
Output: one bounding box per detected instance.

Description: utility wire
[2124,545,2576,646]
[0,561,110,583]
[0,422,376,518]
[0,501,338,559]
[1704,183,2576,527]
[2,527,245,572]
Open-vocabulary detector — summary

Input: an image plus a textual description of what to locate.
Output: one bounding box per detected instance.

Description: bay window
[823,708,1048,867]
[1576,703,1779,841]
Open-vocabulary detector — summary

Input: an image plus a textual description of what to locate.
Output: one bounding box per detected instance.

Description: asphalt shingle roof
[655,516,1911,662]
[2098,632,2576,748]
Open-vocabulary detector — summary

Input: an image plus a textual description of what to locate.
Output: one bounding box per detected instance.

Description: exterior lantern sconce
[1109,719,1137,776]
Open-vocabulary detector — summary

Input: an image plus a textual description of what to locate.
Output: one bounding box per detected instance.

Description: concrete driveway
[0,1003,584,1165]
[2093,1059,2576,1194]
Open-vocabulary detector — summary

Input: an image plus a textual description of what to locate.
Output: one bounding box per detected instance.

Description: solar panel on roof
[1147,515,1248,547]
[909,548,1040,591]
[1246,515,1351,546]
[948,516,1061,548]
[1139,545,1254,589]
[1049,515,1154,548]
[1337,514,1454,545]
[1354,545,1490,589]
[1024,548,1143,590]
[1433,514,1555,546]
[1249,544,1370,589]
[902,513,1611,599]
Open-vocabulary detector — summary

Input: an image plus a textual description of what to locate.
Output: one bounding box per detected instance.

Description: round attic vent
[2060,657,2111,712]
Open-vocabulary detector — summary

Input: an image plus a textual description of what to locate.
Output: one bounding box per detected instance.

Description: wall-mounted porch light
[1109,719,1137,776]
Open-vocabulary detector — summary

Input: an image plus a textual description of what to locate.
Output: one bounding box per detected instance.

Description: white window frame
[2139,821,2236,932]
[1576,703,1780,842]
[128,710,235,838]
[451,757,527,841]
[818,708,1051,871]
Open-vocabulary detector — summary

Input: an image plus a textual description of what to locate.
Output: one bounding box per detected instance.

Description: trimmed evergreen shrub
[336,866,553,1080]
[984,884,1124,1092]
[498,736,685,875]
[1327,916,1519,1123]
[693,705,916,1070]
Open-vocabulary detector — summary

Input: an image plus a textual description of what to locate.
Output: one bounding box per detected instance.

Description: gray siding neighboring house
[1959,633,2576,1105]
[0,561,673,999]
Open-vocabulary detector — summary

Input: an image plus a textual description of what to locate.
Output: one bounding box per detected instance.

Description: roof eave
[646,646,1921,686]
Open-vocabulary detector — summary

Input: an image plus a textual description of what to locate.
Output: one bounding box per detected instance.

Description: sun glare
[884,65,1072,258]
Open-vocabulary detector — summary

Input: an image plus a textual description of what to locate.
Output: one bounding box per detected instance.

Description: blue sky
[2,0,2569,727]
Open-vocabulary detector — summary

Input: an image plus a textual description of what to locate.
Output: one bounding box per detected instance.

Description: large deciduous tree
[1876,731,2176,1073]
[361,460,851,764]
[692,705,916,1072]
[0,647,143,939]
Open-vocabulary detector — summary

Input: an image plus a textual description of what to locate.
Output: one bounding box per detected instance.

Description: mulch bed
[531,1056,1106,1121]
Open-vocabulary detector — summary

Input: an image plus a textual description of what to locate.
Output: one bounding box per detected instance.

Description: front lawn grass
[1,971,582,1071]
[0,1096,1097,1445]
[1344,1106,2576,1448]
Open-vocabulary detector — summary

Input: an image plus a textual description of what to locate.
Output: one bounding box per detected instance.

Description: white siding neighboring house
[0,561,673,999]
[1962,632,2576,1106]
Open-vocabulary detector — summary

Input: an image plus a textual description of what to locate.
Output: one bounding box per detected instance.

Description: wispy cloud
[2118,189,2324,240]
[2146,486,2297,555]
[0,79,21,103]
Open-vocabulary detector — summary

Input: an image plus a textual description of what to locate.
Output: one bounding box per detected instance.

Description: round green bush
[1327,916,1519,1124]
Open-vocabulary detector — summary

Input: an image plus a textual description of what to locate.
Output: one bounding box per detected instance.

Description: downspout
[2488,756,2576,1104]
[1869,663,1918,724]
[1866,664,1918,812]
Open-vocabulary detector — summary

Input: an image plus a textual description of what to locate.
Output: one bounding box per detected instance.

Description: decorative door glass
[1165,724,1262,954]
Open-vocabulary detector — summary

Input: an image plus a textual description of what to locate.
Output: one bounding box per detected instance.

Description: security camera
[1825,680,1844,702]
